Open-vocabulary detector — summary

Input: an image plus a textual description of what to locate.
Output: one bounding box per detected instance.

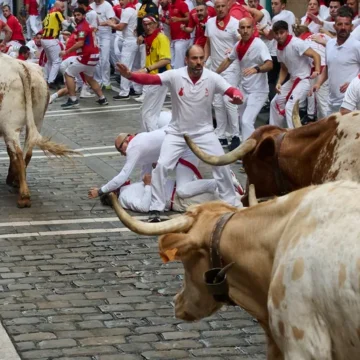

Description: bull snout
[174,292,198,321]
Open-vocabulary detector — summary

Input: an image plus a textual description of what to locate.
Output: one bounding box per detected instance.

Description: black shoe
[48,82,58,90]
[219,138,228,147]
[113,95,130,101]
[260,103,270,113]
[96,97,109,106]
[148,210,161,223]
[129,88,142,97]
[61,98,79,109]
[228,136,240,151]
[301,115,316,125]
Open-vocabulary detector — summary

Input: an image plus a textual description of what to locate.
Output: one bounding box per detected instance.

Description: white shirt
[301,33,329,66]
[277,36,312,80]
[26,39,42,59]
[120,7,137,41]
[86,8,98,29]
[229,38,271,94]
[272,10,296,35]
[300,15,321,34]
[90,1,115,37]
[205,16,239,70]
[158,5,171,39]
[158,67,231,135]
[259,8,276,56]
[341,74,360,111]
[351,24,360,41]
[101,128,167,193]
[326,36,360,106]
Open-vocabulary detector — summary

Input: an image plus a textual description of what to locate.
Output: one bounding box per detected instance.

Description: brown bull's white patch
[292,326,305,340]
[270,265,286,309]
[291,258,304,281]
[338,264,347,288]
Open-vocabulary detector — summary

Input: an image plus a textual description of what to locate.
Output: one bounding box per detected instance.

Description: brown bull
[110,180,360,360]
[184,104,360,205]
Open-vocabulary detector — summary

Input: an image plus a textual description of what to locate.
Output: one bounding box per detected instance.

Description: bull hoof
[17,196,31,208]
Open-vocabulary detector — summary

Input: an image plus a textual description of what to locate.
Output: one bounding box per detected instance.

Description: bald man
[217,18,272,141]
[87,111,200,204]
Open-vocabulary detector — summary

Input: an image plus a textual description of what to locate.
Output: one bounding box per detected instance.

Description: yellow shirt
[42,10,64,39]
[145,33,171,74]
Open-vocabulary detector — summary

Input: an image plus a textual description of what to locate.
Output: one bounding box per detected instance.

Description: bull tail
[17,61,42,157]
[34,137,81,158]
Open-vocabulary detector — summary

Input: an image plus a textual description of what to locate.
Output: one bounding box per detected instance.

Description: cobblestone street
[0,84,267,360]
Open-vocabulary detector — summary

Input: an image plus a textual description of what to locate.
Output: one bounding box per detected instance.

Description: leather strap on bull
[273,132,291,196]
[204,212,236,306]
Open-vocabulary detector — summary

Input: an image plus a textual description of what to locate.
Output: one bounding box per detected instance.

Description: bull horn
[184,135,257,166]
[110,193,194,235]
[248,184,258,206]
[292,100,302,128]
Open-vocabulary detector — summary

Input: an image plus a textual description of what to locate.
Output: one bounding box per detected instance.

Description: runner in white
[269,20,321,128]
[217,17,272,141]
[204,0,241,151]
[108,0,140,100]
[340,74,360,114]
[117,45,243,222]
[311,6,360,114]
[301,0,323,34]
[91,0,115,89]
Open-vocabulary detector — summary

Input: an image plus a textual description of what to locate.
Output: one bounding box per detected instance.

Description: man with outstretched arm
[117,44,243,223]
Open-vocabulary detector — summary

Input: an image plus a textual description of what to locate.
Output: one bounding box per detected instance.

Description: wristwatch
[254,66,261,73]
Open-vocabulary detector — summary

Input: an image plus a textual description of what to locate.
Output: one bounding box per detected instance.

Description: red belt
[170,158,203,211]
[42,36,56,40]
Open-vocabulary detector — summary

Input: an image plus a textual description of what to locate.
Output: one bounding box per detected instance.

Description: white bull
[0,54,77,207]
[110,181,360,360]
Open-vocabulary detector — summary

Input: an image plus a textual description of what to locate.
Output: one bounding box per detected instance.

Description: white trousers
[26,15,41,39]
[307,78,329,120]
[95,36,111,87]
[171,39,191,69]
[270,78,310,129]
[239,92,268,141]
[141,84,168,132]
[41,38,62,84]
[150,132,240,211]
[213,66,240,139]
[112,34,123,73]
[327,103,341,116]
[119,40,140,96]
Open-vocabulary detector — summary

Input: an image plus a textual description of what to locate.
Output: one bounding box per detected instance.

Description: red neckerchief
[256,4,263,10]
[319,0,325,4]
[127,135,136,143]
[189,74,201,84]
[216,14,230,30]
[86,6,92,12]
[49,7,59,13]
[299,31,312,40]
[305,11,318,24]
[133,0,138,5]
[277,34,292,50]
[144,28,161,55]
[236,34,255,60]
[124,2,135,9]
[17,54,27,61]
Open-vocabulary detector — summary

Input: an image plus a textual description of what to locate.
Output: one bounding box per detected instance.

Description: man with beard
[180,1,216,48]
[137,15,171,131]
[269,20,321,128]
[312,6,360,114]
[59,8,108,109]
[217,18,273,141]
[2,5,26,46]
[117,45,243,222]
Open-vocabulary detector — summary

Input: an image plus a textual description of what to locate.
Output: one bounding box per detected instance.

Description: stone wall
[287,0,308,18]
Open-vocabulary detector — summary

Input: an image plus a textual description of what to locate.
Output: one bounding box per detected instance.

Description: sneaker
[96,97,109,106]
[115,75,120,84]
[61,98,79,109]
[301,114,316,125]
[228,136,240,151]
[48,82,58,90]
[134,94,145,103]
[230,169,244,195]
[260,102,270,113]
[148,210,161,223]
[113,95,130,101]
[103,84,112,90]
[80,89,96,98]
[239,165,246,173]
[129,88,142,97]
[219,138,228,147]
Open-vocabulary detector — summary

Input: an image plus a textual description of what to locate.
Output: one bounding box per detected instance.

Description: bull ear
[254,136,276,161]
[159,233,199,263]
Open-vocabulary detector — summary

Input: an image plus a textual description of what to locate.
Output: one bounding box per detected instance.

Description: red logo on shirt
[178,87,184,96]
[205,88,209,96]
